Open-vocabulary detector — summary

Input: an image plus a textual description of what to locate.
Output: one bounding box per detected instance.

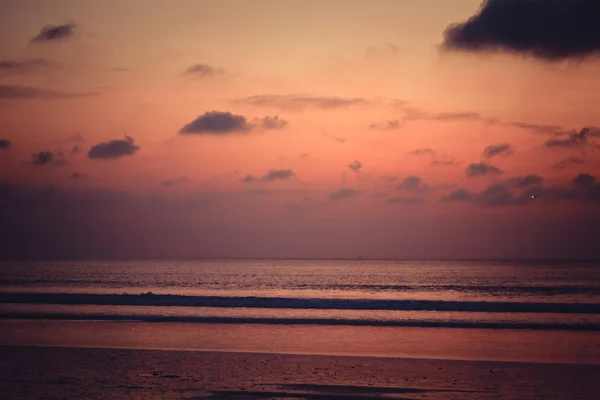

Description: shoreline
[4,343,600,367]
[2,320,600,365]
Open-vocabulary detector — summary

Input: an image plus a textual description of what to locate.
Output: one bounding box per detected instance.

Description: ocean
[1,259,600,364]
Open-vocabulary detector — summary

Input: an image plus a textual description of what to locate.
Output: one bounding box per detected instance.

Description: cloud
[574,173,596,187]
[443,183,526,207]
[263,169,296,182]
[0,139,11,150]
[0,85,97,100]
[396,175,426,191]
[179,111,251,134]
[387,196,426,205]
[183,63,225,77]
[233,94,372,111]
[553,156,586,169]
[503,174,543,189]
[442,188,472,202]
[70,172,85,179]
[243,169,296,183]
[409,148,436,156]
[30,151,65,166]
[258,115,288,130]
[66,132,85,142]
[88,136,140,159]
[403,108,483,123]
[483,143,514,158]
[328,188,360,201]
[30,22,76,43]
[442,173,600,206]
[430,112,482,122]
[348,160,362,172]
[466,162,502,177]
[0,58,52,75]
[431,159,458,167]
[368,120,401,130]
[442,0,600,61]
[543,127,600,150]
[508,121,565,135]
[242,174,258,183]
[162,177,188,187]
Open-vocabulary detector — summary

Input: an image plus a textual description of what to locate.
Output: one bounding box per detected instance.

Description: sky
[1,0,600,260]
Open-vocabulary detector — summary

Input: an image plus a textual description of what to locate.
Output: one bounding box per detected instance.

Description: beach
[2,345,599,400]
[1,320,600,399]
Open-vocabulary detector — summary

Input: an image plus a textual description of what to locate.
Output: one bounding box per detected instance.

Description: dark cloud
[162,177,188,187]
[442,0,600,61]
[258,115,288,130]
[544,127,599,149]
[262,169,296,182]
[348,160,362,172]
[70,172,85,179]
[183,63,225,77]
[30,23,76,43]
[30,151,65,166]
[396,175,426,191]
[503,174,544,189]
[442,188,472,202]
[553,156,586,169]
[328,188,360,201]
[88,136,140,159]
[243,169,296,183]
[31,151,53,165]
[179,111,251,134]
[466,162,502,177]
[442,173,600,206]
[242,174,258,183]
[368,120,401,130]
[443,183,531,207]
[387,196,426,205]
[0,85,97,100]
[0,58,51,75]
[409,148,436,156]
[574,173,596,187]
[0,139,11,150]
[483,143,514,159]
[233,94,372,111]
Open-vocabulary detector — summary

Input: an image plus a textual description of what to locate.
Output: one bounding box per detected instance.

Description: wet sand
[1,345,599,399]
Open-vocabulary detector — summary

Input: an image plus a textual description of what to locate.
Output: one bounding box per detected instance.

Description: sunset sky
[2,0,600,259]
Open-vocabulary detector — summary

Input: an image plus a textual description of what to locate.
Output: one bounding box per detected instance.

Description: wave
[3,280,600,296]
[2,292,600,313]
[1,312,600,330]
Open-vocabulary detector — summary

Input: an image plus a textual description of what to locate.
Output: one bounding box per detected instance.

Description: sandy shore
[1,346,598,399]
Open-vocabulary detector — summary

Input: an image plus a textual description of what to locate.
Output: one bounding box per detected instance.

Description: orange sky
[1,0,600,259]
